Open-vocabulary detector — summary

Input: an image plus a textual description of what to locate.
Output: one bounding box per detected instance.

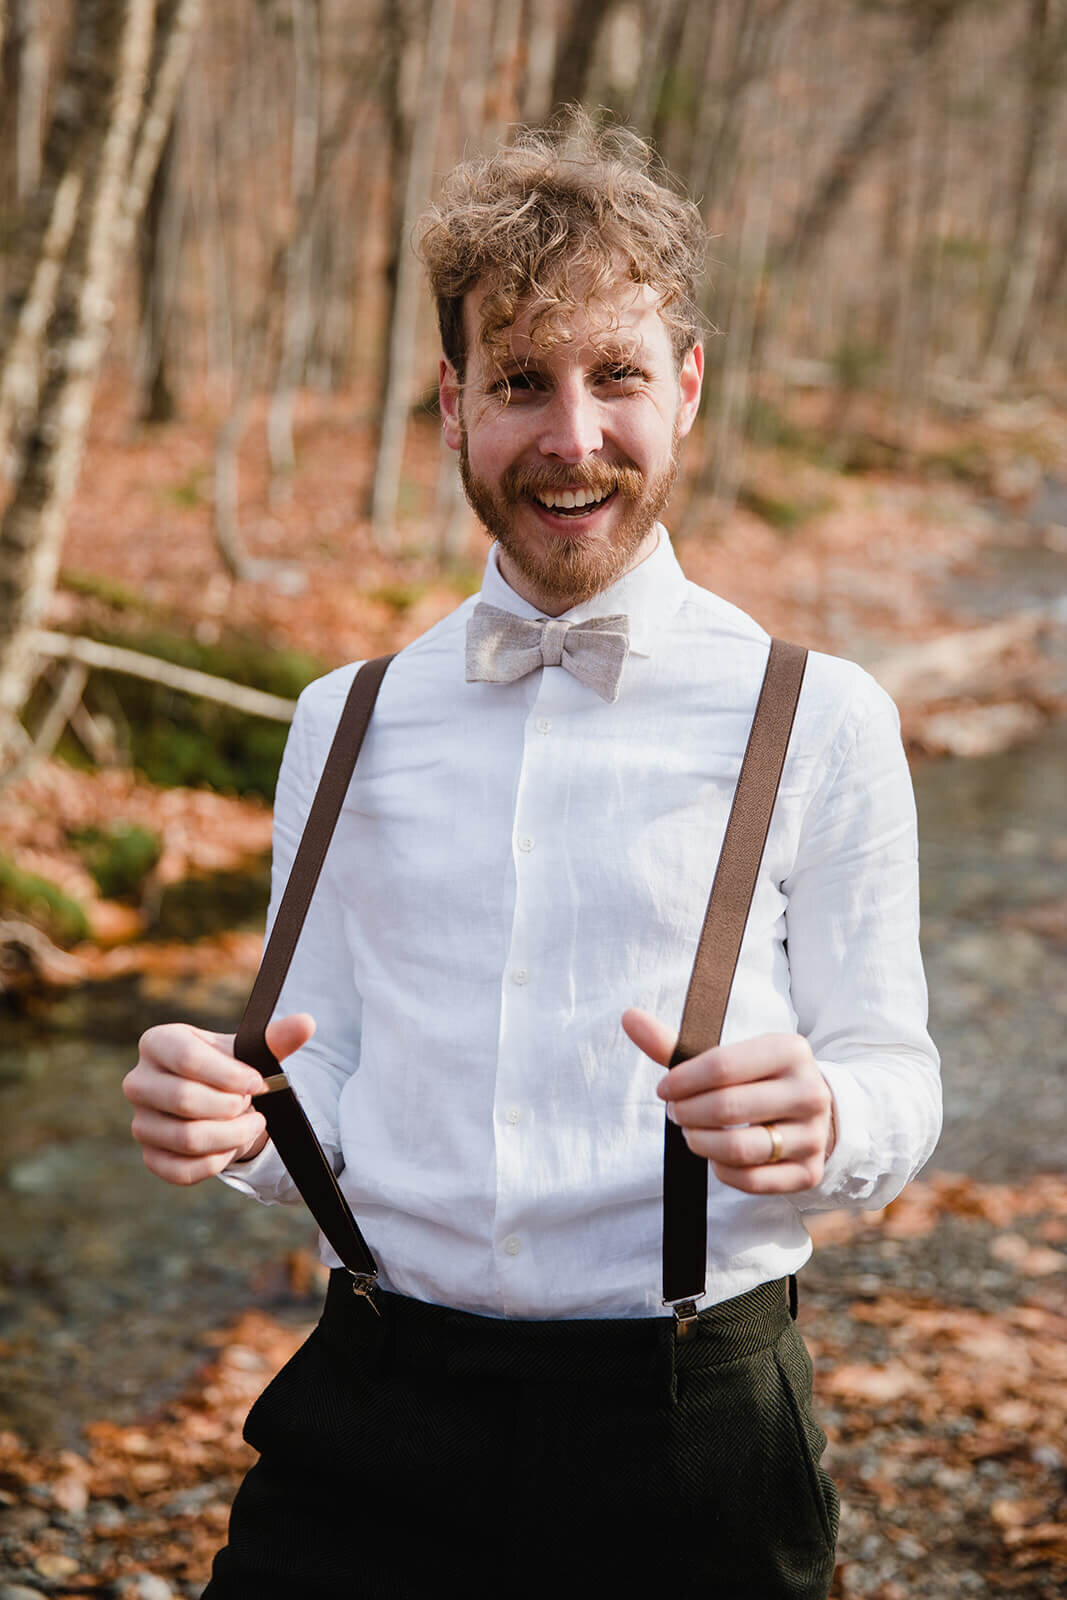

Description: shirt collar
[477,524,688,657]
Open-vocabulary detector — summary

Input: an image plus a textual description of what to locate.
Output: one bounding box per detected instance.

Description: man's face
[440,281,703,614]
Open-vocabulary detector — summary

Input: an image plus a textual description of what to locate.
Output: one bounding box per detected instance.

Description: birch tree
[370,0,456,546]
[0,0,202,767]
[980,0,1065,383]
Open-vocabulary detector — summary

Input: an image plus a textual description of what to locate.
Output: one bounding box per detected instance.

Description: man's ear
[675,342,704,441]
[440,358,462,452]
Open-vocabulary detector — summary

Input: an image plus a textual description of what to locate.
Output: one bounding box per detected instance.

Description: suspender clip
[348,1269,381,1316]
[670,1298,700,1339]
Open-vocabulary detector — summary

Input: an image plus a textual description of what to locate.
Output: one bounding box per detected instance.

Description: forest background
[0,1,1066,1598]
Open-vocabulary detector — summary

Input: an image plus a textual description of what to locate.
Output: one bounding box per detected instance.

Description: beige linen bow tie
[465,602,631,703]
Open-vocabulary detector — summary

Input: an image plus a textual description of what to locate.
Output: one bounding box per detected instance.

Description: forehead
[462,278,673,373]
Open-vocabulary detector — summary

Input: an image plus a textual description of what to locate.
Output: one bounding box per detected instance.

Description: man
[124,112,940,1599]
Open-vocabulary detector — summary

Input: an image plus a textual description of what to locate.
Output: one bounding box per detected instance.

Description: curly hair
[415,107,707,382]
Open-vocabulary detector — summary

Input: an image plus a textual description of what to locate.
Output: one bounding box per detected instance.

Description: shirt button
[505,1106,521,1125]
[511,969,529,986]
[536,717,551,734]
[518,835,534,852]
[503,1235,521,1256]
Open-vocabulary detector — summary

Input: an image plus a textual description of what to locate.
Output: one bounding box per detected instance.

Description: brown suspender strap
[234,654,394,1284]
[662,637,808,1315]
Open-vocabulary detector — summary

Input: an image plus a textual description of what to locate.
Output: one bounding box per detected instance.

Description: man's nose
[537,383,603,462]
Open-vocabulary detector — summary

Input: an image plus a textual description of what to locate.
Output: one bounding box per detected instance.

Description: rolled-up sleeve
[783,675,942,1212]
[221,670,363,1206]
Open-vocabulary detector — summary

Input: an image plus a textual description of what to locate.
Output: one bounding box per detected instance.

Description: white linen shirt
[223,527,941,1318]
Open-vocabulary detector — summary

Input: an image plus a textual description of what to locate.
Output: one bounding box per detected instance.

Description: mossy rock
[0,854,91,946]
[67,822,162,903]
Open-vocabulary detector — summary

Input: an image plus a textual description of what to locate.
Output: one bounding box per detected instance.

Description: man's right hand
[123,1013,316,1186]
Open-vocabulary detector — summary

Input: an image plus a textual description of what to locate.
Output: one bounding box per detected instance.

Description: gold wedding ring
[764,1123,784,1164]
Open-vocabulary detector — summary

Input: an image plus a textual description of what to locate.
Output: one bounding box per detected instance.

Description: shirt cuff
[791,1058,893,1213]
[218,1139,298,1205]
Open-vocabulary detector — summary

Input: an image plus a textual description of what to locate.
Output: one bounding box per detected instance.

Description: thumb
[264,1011,316,1065]
[622,1007,677,1069]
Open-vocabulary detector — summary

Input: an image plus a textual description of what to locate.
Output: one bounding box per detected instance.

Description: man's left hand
[621,1009,837,1194]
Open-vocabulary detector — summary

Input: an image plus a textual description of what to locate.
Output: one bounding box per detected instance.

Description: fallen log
[27,629,298,723]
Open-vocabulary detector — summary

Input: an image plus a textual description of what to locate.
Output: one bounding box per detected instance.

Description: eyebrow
[495,340,650,377]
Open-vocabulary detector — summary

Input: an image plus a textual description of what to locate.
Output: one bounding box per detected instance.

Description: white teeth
[535,485,614,511]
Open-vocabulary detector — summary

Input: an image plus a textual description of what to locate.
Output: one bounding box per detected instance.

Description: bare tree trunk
[371,0,456,547]
[548,0,620,112]
[687,0,796,226]
[520,0,558,124]
[14,0,47,201]
[980,0,1062,384]
[267,0,321,498]
[0,0,201,764]
[0,1,102,479]
[0,167,84,480]
[1018,189,1067,374]
[628,0,684,134]
[372,0,414,437]
[778,0,963,283]
[699,150,774,516]
[894,47,950,452]
[137,119,181,421]
[211,27,381,574]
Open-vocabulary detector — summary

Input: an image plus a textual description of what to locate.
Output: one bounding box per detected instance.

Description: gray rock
[113,1575,174,1600]
[0,1586,46,1599]
[0,1507,48,1537]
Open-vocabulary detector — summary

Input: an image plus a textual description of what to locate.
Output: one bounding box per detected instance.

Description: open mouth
[528,485,618,519]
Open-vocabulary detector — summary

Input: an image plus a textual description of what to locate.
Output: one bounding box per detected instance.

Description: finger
[621,1008,678,1068]
[666,1076,830,1131]
[135,1025,264,1097]
[263,1011,316,1065]
[684,1120,825,1171]
[140,1143,246,1187]
[710,1158,827,1195]
[132,1107,267,1161]
[127,1068,256,1123]
[658,1034,813,1100]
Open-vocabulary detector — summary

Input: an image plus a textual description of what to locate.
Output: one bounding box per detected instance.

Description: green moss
[920,442,991,486]
[831,338,886,392]
[165,467,208,508]
[370,581,428,613]
[59,570,151,614]
[0,854,91,946]
[743,398,819,457]
[737,484,832,533]
[67,822,162,902]
[71,626,325,799]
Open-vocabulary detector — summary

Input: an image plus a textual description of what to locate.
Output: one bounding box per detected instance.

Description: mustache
[501,462,644,501]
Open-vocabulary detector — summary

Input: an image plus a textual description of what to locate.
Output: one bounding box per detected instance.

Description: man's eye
[494,372,539,395]
[601,366,645,387]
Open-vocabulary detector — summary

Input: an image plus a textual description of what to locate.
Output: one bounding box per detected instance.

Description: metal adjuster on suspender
[668,1297,701,1340]
[258,1071,291,1094]
[348,1268,381,1317]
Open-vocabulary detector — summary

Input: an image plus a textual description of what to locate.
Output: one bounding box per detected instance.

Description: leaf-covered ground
[0,1175,1063,1598]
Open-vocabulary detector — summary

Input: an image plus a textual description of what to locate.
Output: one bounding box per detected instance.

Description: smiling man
[125,111,940,1599]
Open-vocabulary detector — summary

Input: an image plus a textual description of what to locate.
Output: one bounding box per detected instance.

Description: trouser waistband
[319,1269,794,1388]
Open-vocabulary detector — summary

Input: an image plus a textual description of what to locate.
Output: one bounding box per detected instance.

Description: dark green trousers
[204,1270,838,1599]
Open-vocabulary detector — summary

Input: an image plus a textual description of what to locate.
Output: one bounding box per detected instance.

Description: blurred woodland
[1,0,1065,792]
